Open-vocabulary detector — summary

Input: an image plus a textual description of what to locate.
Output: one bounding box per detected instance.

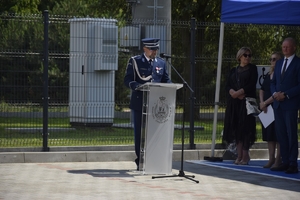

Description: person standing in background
[259,52,282,169]
[270,37,300,174]
[222,47,258,165]
[123,38,172,170]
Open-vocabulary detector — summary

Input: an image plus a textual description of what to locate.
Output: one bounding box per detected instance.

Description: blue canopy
[209,0,300,159]
[221,0,300,25]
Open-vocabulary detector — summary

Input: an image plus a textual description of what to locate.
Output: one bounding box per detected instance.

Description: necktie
[281,58,288,79]
[149,59,152,66]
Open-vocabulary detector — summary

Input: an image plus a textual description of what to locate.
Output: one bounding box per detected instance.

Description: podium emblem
[152,96,171,123]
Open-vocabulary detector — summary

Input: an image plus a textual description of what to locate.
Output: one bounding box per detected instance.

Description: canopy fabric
[221,0,300,25]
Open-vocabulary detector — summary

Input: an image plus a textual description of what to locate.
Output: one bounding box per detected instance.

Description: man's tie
[149,59,152,66]
[281,58,288,80]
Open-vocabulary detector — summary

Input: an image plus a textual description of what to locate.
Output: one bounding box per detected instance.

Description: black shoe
[285,166,299,174]
[270,163,289,171]
[135,158,139,170]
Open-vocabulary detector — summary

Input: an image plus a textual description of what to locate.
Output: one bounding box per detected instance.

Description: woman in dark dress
[222,47,258,165]
[259,52,282,168]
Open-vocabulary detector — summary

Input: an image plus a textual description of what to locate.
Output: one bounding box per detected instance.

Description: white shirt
[281,54,295,73]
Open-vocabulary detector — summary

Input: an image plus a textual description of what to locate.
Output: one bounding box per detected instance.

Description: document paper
[258,105,275,128]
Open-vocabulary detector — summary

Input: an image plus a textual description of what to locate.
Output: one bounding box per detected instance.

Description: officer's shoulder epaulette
[156,56,165,61]
[132,55,142,59]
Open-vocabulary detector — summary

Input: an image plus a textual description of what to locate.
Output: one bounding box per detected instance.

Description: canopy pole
[210,22,225,158]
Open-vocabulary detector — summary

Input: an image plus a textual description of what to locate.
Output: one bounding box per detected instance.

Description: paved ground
[1,160,300,200]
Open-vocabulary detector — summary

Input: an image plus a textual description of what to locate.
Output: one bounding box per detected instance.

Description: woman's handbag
[245,97,261,116]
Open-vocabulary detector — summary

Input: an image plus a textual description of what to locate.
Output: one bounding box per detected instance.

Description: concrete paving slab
[0,152,25,163]
[24,152,87,163]
[0,161,299,200]
[86,151,136,162]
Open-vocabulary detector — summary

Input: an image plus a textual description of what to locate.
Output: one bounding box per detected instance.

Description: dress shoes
[263,160,275,168]
[135,158,139,171]
[234,158,241,165]
[285,166,299,174]
[270,163,289,171]
[238,158,250,165]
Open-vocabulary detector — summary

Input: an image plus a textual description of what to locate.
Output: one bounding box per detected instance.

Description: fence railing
[1,12,300,150]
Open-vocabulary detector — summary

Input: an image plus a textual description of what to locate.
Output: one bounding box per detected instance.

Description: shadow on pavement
[67,169,134,178]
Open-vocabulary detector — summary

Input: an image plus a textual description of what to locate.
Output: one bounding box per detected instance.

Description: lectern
[136,82,183,174]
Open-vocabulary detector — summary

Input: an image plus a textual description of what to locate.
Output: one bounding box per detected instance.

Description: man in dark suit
[123,38,172,170]
[270,37,300,174]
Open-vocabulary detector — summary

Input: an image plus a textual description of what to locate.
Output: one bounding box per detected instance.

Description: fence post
[189,18,196,149]
[42,10,49,151]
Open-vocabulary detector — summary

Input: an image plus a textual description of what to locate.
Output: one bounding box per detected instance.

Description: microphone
[160,53,172,59]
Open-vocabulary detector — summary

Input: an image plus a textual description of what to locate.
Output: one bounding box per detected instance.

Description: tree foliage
[0,0,40,13]
[172,0,220,21]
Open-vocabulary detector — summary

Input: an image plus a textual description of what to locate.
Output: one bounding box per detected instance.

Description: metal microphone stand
[152,57,199,183]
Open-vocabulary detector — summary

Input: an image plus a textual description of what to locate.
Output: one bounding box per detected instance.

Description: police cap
[142,38,160,50]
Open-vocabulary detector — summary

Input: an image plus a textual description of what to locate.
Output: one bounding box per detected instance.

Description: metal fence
[1,12,300,150]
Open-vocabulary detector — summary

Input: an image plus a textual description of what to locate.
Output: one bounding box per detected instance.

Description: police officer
[124,38,172,170]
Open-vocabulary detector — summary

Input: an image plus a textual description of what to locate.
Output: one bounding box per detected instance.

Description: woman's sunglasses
[269,58,277,62]
[243,54,252,58]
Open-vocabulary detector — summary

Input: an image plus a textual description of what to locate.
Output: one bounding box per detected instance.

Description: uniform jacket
[124,54,172,111]
[270,55,300,110]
